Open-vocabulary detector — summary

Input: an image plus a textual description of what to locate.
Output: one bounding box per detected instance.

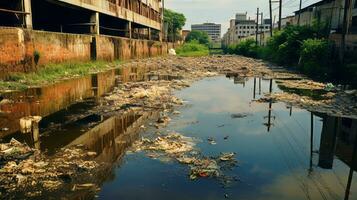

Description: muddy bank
[1,55,356,199]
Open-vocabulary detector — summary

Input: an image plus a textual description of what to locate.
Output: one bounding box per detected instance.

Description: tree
[185,30,210,45]
[164,9,186,42]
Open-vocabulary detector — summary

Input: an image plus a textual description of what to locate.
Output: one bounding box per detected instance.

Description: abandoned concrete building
[0,0,162,39]
[0,0,176,76]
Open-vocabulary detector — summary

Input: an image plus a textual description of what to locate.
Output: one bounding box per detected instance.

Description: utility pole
[269,0,273,36]
[264,79,275,132]
[344,129,357,200]
[256,7,259,45]
[340,0,353,63]
[253,78,256,99]
[298,0,302,25]
[260,12,263,46]
[278,0,282,30]
[161,0,166,42]
[310,113,314,172]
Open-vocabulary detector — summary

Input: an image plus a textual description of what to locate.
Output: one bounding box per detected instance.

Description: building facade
[0,0,162,40]
[191,23,221,42]
[222,13,270,46]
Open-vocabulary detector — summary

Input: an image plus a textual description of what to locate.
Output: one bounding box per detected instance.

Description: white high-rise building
[191,23,221,42]
[222,13,271,46]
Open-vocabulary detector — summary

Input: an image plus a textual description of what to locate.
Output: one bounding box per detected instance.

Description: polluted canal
[98,77,357,200]
[0,56,357,200]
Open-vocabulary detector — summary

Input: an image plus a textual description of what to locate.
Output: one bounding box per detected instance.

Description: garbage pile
[0,138,35,165]
[130,132,238,186]
[98,80,186,117]
[0,139,101,199]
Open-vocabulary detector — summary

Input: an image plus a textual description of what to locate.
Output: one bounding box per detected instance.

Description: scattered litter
[219,152,236,161]
[231,113,249,119]
[0,127,9,131]
[169,48,176,55]
[131,131,238,185]
[87,151,97,157]
[0,139,100,197]
[72,183,97,191]
[324,83,335,91]
[208,137,217,145]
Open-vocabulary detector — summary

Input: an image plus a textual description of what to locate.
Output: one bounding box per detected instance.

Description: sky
[165,0,320,36]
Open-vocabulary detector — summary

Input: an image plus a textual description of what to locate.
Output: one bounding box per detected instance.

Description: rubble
[0,138,100,199]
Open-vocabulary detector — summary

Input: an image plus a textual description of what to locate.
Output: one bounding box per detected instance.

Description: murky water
[2,76,357,199]
[94,77,356,200]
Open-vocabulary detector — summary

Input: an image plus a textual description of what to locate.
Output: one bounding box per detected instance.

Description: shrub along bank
[176,40,209,57]
[223,24,356,87]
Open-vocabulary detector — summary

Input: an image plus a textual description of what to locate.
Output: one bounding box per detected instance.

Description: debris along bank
[1,55,357,199]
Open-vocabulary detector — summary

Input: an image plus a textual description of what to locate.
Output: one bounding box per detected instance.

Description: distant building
[191,23,221,42]
[222,13,271,46]
[280,15,295,28]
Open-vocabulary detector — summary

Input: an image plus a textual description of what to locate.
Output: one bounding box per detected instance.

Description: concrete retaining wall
[0,27,171,77]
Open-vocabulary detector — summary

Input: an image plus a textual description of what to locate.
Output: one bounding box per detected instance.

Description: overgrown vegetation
[225,39,259,58]
[0,60,122,91]
[299,39,333,78]
[185,30,210,46]
[223,23,356,86]
[164,9,186,42]
[176,40,209,57]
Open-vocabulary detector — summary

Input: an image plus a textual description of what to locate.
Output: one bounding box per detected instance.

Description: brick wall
[0,27,172,77]
[96,35,168,61]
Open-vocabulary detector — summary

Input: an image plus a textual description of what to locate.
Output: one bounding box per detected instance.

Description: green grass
[176,41,209,57]
[177,50,209,57]
[0,60,123,92]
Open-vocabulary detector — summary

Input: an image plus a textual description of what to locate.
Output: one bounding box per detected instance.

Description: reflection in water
[66,111,158,163]
[316,113,357,200]
[1,75,357,199]
[96,76,357,200]
[0,69,116,138]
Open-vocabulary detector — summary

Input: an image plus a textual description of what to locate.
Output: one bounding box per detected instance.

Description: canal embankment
[0,27,176,77]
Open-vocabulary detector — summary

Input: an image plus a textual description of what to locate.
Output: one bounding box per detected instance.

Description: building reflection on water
[1,75,356,199]
[316,113,357,200]
[247,75,357,200]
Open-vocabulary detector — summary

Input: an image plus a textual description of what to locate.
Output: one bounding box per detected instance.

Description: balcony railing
[78,0,161,24]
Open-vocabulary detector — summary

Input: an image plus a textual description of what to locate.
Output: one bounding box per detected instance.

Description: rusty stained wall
[0,28,32,73]
[0,27,171,77]
[0,27,92,75]
[95,35,168,61]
